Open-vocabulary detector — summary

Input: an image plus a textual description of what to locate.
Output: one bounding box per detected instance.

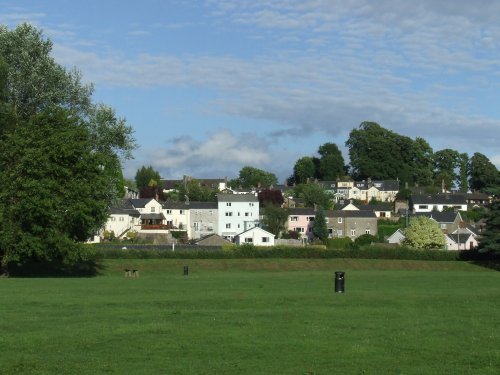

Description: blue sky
[2,0,500,182]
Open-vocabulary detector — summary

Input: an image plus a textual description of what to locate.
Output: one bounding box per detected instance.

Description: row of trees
[0,24,135,275]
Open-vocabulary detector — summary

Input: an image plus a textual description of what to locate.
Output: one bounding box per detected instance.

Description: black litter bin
[183,265,189,276]
[335,271,345,293]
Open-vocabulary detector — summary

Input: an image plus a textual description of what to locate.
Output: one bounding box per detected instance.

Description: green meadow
[1,259,499,374]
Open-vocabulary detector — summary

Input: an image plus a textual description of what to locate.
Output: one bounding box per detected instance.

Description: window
[328,229,333,234]
[338,217,343,224]
[307,217,315,221]
[208,210,213,215]
[166,209,172,214]
[262,237,269,243]
[290,216,298,221]
[238,212,240,216]
[350,229,356,237]
[245,212,249,216]
[440,224,446,229]
[151,207,156,212]
[225,212,233,217]
[295,227,305,233]
[194,222,200,231]
[418,205,428,210]
[365,229,371,235]
[226,202,231,207]
[337,230,343,236]
[226,223,231,229]
[245,238,253,243]
[166,220,173,226]
[249,203,254,207]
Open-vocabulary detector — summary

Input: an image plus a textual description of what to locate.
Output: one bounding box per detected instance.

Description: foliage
[258,189,284,206]
[433,148,460,191]
[231,166,278,188]
[459,207,487,223]
[468,152,499,192]
[317,142,345,180]
[312,208,328,242]
[0,24,135,274]
[0,108,110,272]
[176,179,217,202]
[346,122,434,186]
[457,153,469,192]
[261,205,289,237]
[478,198,500,253]
[135,165,161,190]
[403,216,445,249]
[325,237,355,250]
[354,234,378,246]
[292,156,316,184]
[292,183,333,209]
[395,188,412,201]
[281,230,301,240]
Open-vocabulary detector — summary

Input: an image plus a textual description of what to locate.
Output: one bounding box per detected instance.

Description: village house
[409,194,468,213]
[217,193,260,241]
[325,210,378,240]
[286,207,316,242]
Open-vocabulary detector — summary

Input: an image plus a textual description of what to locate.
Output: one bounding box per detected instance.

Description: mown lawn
[1,259,499,374]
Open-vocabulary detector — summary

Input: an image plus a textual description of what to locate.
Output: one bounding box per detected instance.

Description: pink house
[287,208,316,241]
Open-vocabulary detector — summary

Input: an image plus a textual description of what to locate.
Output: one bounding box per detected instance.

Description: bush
[354,234,378,247]
[325,237,354,250]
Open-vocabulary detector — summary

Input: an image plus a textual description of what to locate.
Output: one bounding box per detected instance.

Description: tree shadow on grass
[4,259,106,278]
[458,250,500,271]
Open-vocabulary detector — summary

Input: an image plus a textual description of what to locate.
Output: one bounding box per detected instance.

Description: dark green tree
[458,153,469,193]
[231,166,278,188]
[135,166,161,190]
[293,157,316,184]
[478,194,500,253]
[410,137,434,186]
[261,205,289,237]
[433,149,460,191]
[317,142,345,180]
[312,208,328,242]
[468,153,499,192]
[0,108,110,273]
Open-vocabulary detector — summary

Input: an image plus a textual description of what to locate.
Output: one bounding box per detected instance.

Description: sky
[2,0,500,182]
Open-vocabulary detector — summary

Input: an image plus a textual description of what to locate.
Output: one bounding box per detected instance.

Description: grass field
[1,259,499,374]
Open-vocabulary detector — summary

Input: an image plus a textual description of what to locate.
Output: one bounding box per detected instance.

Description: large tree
[0,108,110,273]
[403,216,445,249]
[468,153,499,192]
[478,193,500,254]
[135,165,161,191]
[346,122,431,185]
[433,149,460,191]
[0,24,135,274]
[317,142,345,181]
[293,157,316,184]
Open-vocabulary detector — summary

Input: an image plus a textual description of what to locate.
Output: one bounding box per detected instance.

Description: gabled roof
[414,211,461,223]
[109,207,140,217]
[410,194,467,205]
[162,201,192,210]
[235,226,275,238]
[217,193,258,202]
[186,201,218,209]
[446,233,474,244]
[358,203,393,212]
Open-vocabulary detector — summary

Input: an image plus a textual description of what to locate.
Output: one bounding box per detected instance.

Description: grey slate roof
[288,207,316,215]
[109,207,140,217]
[217,193,258,202]
[447,233,474,244]
[129,198,155,208]
[410,194,467,205]
[414,211,461,223]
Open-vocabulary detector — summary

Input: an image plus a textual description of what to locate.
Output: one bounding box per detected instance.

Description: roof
[140,213,165,220]
[162,201,192,209]
[217,193,258,202]
[185,201,218,209]
[413,211,461,223]
[325,210,377,218]
[410,194,467,205]
[109,207,141,217]
[288,207,316,215]
[235,226,275,238]
[358,203,393,212]
[447,233,474,244]
[130,198,155,208]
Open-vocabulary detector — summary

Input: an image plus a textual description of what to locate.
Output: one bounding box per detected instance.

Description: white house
[104,207,141,239]
[162,201,191,236]
[445,233,478,251]
[217,193,260,241]
[387,228,406,244]
[410,194,468,213]
[235,227,275,246]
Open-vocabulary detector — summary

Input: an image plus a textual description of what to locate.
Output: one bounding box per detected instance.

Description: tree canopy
[312,208,328,242]
[231,166,278,188]
[403,216,445,249]
[0,24,135,275]
[135,165,161,191]
[469,153,499,193]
